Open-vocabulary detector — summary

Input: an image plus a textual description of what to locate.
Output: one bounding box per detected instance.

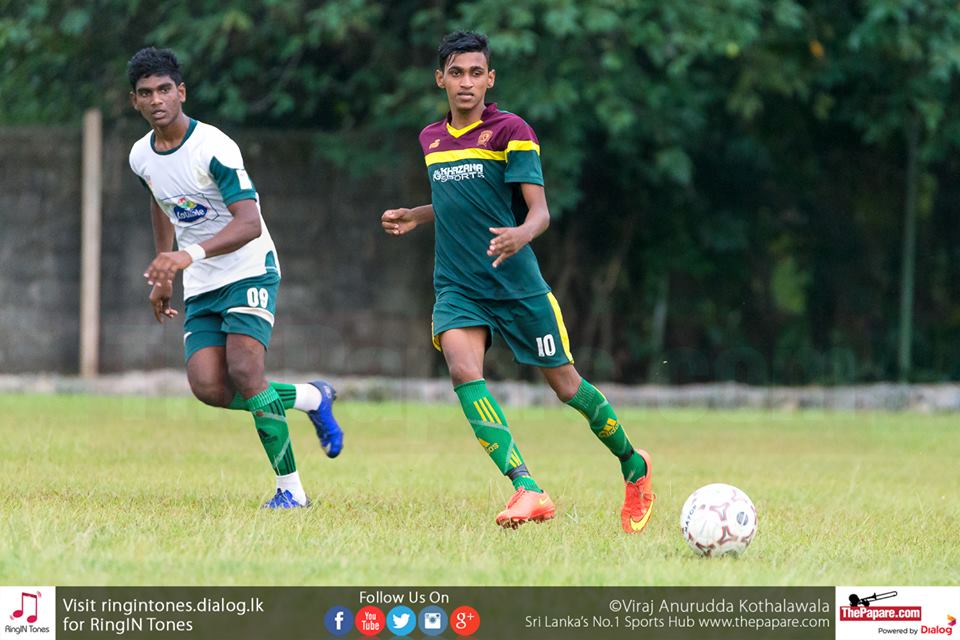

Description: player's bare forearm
[150,199,175,253]
[411,204,435,226]
[519,183,551,240]
[382,204,434,236]
[488,184,551,268]
[144,199,261,286]
[519,204,550,240]
[145,198,183,285]
[195,199,262,258]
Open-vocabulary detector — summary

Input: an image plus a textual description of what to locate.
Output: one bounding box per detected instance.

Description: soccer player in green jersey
[381,32,654,532]
[127,47,343,509]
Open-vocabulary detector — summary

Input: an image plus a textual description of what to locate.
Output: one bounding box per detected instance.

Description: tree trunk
[582,215,638,374]
[647,272,669,382]
[897,111,921,381]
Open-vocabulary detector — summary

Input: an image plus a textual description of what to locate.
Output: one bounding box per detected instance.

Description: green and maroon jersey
[419,103,550,300]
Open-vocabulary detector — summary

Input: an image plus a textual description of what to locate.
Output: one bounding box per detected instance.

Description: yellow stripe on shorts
[546,292,574,362]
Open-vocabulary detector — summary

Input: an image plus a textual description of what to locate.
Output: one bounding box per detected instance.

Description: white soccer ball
[680,483,757,557]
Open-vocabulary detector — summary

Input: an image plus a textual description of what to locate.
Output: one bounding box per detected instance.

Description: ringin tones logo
[4,588,53,637]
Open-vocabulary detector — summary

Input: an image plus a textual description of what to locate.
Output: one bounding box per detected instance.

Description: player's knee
[448,361,483,387]
[551,379,578,402]
[226,357,265,395]
[189,380,229,408]
[548,369,582,402]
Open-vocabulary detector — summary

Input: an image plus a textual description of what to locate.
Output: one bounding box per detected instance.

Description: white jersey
[128,119,280,299]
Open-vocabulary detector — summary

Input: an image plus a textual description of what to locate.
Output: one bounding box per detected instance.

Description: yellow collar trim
[446,119,484,138]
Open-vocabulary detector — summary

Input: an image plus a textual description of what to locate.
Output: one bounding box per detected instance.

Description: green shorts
[183,272,280,362]
[432,289,575,367]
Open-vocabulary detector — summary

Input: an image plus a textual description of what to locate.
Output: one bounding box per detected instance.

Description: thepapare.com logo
[840,591,956,636]
[839,590,920,622]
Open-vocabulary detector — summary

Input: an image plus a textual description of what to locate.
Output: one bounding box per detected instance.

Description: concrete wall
[0,122,442,375]
[0,126,82,372]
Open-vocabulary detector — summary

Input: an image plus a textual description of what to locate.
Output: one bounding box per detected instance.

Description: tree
[836,0,960,380]
[7,0,960,383]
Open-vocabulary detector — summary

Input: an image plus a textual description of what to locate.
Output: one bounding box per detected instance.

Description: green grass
[0,394,957,585]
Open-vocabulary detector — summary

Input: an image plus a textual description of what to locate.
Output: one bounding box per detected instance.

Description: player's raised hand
[144,250,192,287]
[488,226,533,268]
[381,208,417,236]
[148,281,178,323]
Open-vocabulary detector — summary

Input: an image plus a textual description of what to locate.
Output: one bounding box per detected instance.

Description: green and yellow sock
[566,379,647,482]
[454,379,541,492]
[246,386,297,476]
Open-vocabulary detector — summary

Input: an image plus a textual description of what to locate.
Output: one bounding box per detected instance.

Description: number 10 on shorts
[536,334,556,357]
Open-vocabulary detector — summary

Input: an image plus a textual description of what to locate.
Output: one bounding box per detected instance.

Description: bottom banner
[0,586,847,639]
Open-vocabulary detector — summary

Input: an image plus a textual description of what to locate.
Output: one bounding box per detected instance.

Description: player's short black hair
[437,31,490,69]
[127,47,183,89]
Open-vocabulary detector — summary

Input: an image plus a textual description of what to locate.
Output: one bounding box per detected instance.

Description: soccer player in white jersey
[127,47,342,509]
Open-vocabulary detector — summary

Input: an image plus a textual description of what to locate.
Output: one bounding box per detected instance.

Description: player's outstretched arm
[381,204,434,236]
[488,183,550,268]
[143,199,262,287]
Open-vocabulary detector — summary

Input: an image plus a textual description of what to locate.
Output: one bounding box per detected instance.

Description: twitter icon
[386,605,416,636]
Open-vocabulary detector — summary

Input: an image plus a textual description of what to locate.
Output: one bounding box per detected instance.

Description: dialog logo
[323,606,353,637]
[920,615,957,636]
[386,605,416,636]
[418,605,448,637]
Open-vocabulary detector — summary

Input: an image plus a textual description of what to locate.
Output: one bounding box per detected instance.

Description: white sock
[276,471,307,505]
[293,383,323,412]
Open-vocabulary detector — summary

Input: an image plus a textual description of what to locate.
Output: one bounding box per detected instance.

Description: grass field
[0,393,957,586]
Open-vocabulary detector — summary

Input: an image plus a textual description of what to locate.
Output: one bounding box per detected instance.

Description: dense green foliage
[5,0,960,383]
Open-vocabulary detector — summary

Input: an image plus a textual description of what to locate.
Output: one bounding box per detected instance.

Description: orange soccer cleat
[621,449,655,533]
[495,488,556,529]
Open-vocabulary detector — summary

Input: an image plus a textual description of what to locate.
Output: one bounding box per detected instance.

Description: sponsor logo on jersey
[172,196,209,222]
[433,164,484,182]
[429,138,441,149]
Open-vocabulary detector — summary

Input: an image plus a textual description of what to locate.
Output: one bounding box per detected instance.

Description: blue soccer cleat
[308,379,343,458]
[261,489,311,509]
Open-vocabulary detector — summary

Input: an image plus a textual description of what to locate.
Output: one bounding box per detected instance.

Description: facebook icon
[324,606,353,637]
